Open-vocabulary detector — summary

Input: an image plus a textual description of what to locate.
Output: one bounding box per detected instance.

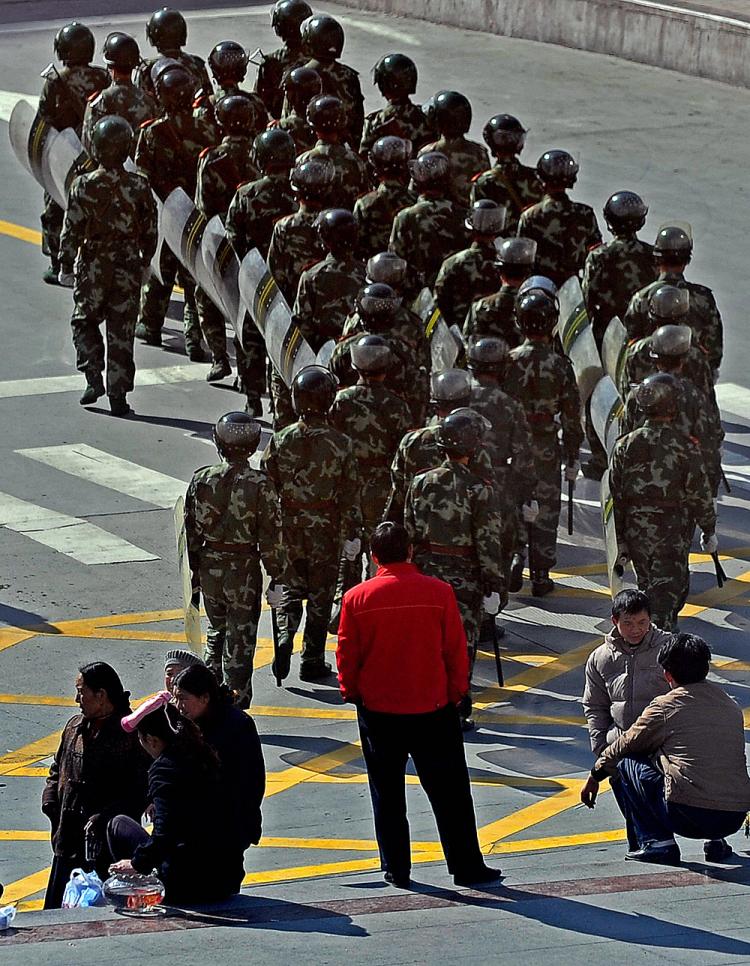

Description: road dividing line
[19,443,187,508]
[0,490,158,564]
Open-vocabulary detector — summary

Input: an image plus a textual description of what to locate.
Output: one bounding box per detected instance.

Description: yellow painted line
[0,693,76,707]
[485,827,626,854]
[0,829,49,841]
[716,659,750,672]
[0,218,41,246]
[0,627,36,654]
[257,835,444,852]
[0,733,60,776]
[252,705,357,721]
[479,779,586,852]
[16,899,44,912]
[266,742,363,798]
[243,856,390,885]
[3,766,49,777]
[476,710,586,728]
[2,867,50,904]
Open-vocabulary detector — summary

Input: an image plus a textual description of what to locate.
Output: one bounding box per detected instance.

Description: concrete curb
[335,0,750,89]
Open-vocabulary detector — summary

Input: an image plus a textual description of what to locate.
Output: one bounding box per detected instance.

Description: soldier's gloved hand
[57,270,75,288]
[343,538,361,561]
[522,500,539,524]
[700,532,719,555]
[265,583,286,608]
[483,592,501,615]
[564,460,581,482]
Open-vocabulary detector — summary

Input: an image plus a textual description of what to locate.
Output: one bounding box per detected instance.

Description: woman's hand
[109,859,135,875]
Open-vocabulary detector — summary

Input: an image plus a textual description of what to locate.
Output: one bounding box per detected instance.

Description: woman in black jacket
[173,665,266,850]
[107,693,244,904]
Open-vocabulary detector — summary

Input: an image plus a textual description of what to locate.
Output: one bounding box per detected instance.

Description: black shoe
[531,571,554,597]
[79,380,104,406]
[42,267,62,286]
[206,358,231,382]
[299,661,333,682]
[581,459,606,482]
[460,716,475,732]
[245,396,263,417]
[704,838,733,862]
[271,653,291,682]
[384,871,411,889]
[508,554,525,593]
[187,343,208,362]
[453,865,502,887]
[109,394,131,417]
[625,842,681,865]
[135,322,162,346]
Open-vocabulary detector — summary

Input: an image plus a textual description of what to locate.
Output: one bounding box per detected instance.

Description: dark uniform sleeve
[559,359,584,462]
[137,179,158,266]
[58,178,89,274]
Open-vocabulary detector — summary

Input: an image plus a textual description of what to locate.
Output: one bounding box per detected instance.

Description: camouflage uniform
[610,421,716,629]
[623,272,723,372]
[226,172,297,261]
[581,236,656,348]
[38,63,109,272]
[433,241,498,330]
[296,141,369,210]
[194,85,267,134]
[418,136,490,210]
[293,254,367,352]
[185,459,287,707]
[262,414,361,672]
[303,58,364,147]
[277,111,317,154]
[470,159,543,233]
[136,51,211,99]
[504,340,583,572]
[353,179,416,261]
[59,167,157,397]
[82,81,157,152]
[360,100,433,156]
[517,194,602,287]
[463,284,522,346]
[389,195,467,289]
[256,43,307,120]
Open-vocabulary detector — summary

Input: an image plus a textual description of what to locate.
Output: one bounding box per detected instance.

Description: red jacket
[336,562,469,714]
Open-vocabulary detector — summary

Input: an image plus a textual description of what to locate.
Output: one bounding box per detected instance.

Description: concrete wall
[335,0,750,89]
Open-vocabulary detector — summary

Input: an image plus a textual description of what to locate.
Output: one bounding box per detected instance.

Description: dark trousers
[616,757,746,847]
[357,703,485,879]
[107,814,150,860]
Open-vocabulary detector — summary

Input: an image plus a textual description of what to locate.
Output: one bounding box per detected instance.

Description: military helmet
[372,53,418,96]
[351,334,392,374]
[103,32,141,71]
[91,115,133,168]
[431,368,472,407]
[654,225,693,262]
[300,14,345,60]
[306,94,346,133]
[437,410,482,458]
[290,157,335,199]
[213,411,262,455]
[146,8,188,50]
[150,55,180,88]
[253,128,296,170]
[466,199,507,235]
[291,365,338,416]
[215,93,260,136]
[54,22,95,65]
[371,135,412,170]
[649,324,692,359]
[603,191,648,234]
[537,149,579,187]
[271,0,313,40]
[283,66,322,107]
[315,208,358,250]
[466,336,509,373]
[366,251,408,288]
[516,290,558,336]
[155,64,194,112]
[634,372,680,416]
[208,41,249,82]
[432,90,472,137]
[358,283,402,325]
[483,113,527,154]
[496,236,537,271]
[648,284,690,322]
[517,274,559,306]
[409,150,450,187]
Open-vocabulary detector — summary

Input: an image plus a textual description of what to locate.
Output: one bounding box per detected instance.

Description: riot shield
[557,277,603,404]
[602,315,628,395]
[316,339,336,368]
[201,214,243,342]
[601,469,625,597]
[161,188,225,315]
[46,127,91,209]
[413,287,458,373]
[9,100,53,185]
[173,496,202,655]
[589,375,623,458]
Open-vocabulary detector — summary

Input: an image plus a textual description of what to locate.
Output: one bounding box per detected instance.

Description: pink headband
[121,691,171,733]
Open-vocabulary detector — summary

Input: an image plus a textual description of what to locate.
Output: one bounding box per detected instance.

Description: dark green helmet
[208,41,249,83]
[465,199,507,235]
[409,150,450,187]
[54,22,95,65]
[648,284,690,323]
[516,290,558,336]
[483,113,526,154]
[283,66,322,110]
[300,14,345,60]
[372,53,417,97]
[371,135,412,173]
[431,368,472,408]
[437,409,482,458]
[103,32,141,71]
[306,94,346,133]
[271,0,313,41]
[634,372,679,416]
[290,157,335,200]
[358,283,402,326]
[537,150,578,187]
[315,208,358,251]
[496,237,537,271]
[146,8,187,51]
[91,115,133,168]
[649,324,692,359]
[366,251,408,288]
[466,336,509,373]
[603,191,648,235]
[351,334,392,374]
[215,93,262,136]
[213,411,261,456]
[155,64,194,112]
[253,128,296,170]
[432,90,472,137]
[291,365,338,416]
[654,225,693,262]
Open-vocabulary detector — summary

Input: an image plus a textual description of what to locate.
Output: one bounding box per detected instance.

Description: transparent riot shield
[557,276,604,404]
[602,315,628,395]
[413,287,458,373]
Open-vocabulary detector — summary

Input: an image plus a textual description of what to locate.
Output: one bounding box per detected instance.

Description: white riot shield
[601,469,625,597]
[9,100,54,187]
[238,248,315,387]
[161,188,225,315]
[589,375,623,458]
[201,215,244,345]
[46,127,90,209]
[413,288,458,373]
[602,315,628,396]
[173,496,202,655]
[557,277,603,404]
[316,339,336,368]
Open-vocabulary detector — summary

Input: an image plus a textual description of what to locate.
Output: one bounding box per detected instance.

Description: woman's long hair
[136,701,218,775]
[79,661,132,716]
[173,664,233,711]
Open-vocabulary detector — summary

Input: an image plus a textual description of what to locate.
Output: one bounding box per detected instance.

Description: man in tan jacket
[581,633,750,865]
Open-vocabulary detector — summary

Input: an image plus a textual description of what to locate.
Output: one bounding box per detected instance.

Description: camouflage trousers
[41,192,63,269]
[138,246,200,349]
[270,368,295,430]
[334,484,387,606]
[236,316,268,411]
[200,550,262,708]
[521,435,562,572]
[626,512,692,630]
[195,286,229,363]
[71,256,140,396]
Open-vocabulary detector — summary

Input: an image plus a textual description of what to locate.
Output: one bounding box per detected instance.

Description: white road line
[716,382,750,419]
[0,363,207,399]
[18,444,186,509]
[0,90,37,122]
[0,491,157,564]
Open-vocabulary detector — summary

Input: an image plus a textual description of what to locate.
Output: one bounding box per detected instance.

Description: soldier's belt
[621,498,681,509]
[526,412,556,425]
[204,541,259,555]
[282,497,337,513]
[421,542,476,558]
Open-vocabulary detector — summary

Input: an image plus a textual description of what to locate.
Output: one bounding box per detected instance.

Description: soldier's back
[268,208,324,303]
[278,111,317,154]
[506,340,572,414]
[518,195,601,284]
[464,285,520,344]
[40,64,109,133]
[228,173,296,257]
[83,82,157,148]
[470,159,543,231]
[297,140,368,207]
[353,180,416,259]
[189,461,269,543]
[583,236,655,334]
[390,196,466,287]
[419,136,489,208]
[409,461,486,548]
[196,136,259,218]
[360,100,433,155]
[434,243,497,328]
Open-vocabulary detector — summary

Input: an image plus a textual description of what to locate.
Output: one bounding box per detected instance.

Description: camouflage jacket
[581,235,656,342]
[135,110,215,201]
[463,283,522,345]
[517,193,602,287]
[353,179,416,261]
[59,166,158,273]
[82,81,157,152]
[303,58,364,147]
[470,158,543,233]
[610,421,716,539]
[469,382,537,499]
[267,204,326,305]
[418,136,490,209]
[256,42,307,119]
[262,414,362,540]
[293,253,367,350]
[184,459,287,578]
[360,99,434,156]
[623,272,723,372]
[39,63,109,135]
[504,339,584,462]
[620,338,715,402]
[195,135,259,219]
[277,111,317,154]
[433,241,499,329]
[389,195,467,289]
[405,459,504,590]
[194,84,267,136]
[297,140,370,210]
[136,50,211,99]
[226,172,296,259]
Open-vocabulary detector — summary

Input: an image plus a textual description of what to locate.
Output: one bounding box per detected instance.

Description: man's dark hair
[658,633,711,684]
[370,521,410,564]
[611,589,651,620]
[79,661,132,715]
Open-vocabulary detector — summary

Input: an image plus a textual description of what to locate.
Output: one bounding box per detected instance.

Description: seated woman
[107,693,244,904]
[173,665,266,850]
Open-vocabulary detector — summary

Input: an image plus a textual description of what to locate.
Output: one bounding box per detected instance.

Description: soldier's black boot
[80,374,105,406]
[299,619,333,681]
[273,602,302,681]
[43,264,62,286]
[244,395,263,418]
[206,357,231,382]
[508,553,525,593]
[109,394,131,417]
[135,321,162,346]
[531,570,554,597]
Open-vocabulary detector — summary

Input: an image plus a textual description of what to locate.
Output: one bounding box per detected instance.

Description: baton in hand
[721,468,732,495]
[712,552,727,588]
[269,585,282,687]
[568,479,574,535]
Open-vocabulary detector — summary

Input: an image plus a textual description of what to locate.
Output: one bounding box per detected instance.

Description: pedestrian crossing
[0,363,207,400]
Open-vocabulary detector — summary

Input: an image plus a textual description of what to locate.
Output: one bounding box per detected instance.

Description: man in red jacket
[337,521,501,889]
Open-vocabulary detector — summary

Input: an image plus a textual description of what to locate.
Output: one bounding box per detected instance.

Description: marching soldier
[255,0,312,120]
[517,151,602,287]
[263,366,362,682]
[38,22,108,284]
[135,7,211,97]
[353,136,415,261]
[470,114,543,233]
[504,291,583,596]
[297,95,369,210]
[185,413,288,708]
[360,53,433,157]
[58,116,157,416]
[277,67,321,154]
[610,373,718,630]
[419,91,489,209]
[463,237,536,345]
[194,41,268,135]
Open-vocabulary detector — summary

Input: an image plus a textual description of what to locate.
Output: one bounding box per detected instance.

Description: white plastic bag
[61,868,106,908]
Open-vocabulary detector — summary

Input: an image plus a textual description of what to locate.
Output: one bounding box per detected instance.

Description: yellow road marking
[0,218,41,246]
[0,734,60,775]
[266,742,363,797]
[0,830,49,841]
[480,779,590,852]
[2,867,51,905]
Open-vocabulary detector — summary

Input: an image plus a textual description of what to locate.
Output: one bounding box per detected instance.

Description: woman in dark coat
[173,664,266,850]
[42,662,149,908]
[107,693,244,904]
